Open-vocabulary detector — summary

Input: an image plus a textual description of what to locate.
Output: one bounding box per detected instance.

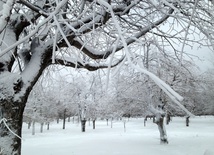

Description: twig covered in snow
[0,0,68,58]
[180,0,199,66]
[97,0,193,117]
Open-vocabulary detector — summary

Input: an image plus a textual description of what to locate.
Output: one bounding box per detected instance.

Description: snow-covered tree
[0,0,214,154]
[192,70,214,115]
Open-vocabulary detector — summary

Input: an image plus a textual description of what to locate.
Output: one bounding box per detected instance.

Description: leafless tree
[0,0,214,154]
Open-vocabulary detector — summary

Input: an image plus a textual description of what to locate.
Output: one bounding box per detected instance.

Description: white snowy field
[22,116,214,155]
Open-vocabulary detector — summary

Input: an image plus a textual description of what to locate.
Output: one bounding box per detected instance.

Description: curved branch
[0,0,68,58]
[54,56,125,71]
[70,7,174,60]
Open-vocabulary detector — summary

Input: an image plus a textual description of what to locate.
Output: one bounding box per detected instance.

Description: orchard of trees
[0,0,214,154]
[23,63,214,136]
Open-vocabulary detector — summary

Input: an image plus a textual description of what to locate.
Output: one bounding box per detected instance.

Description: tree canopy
[0,0,214,154]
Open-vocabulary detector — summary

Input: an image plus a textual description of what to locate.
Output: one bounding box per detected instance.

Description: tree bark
[166,112,171,125]
[88,118,90,126]
[156,116,168,144]
[92,119,96,129]
[123,120,126,132]
[47,122,50,130]
[62,109,66,130]
[0,100,25,155]
[111,118,113,128]
[73,116,75,123]
[186,116,190,127]
[40,122,44,133]
[32,121,35,135]
[27,122,31,129]
[81,119,87,132]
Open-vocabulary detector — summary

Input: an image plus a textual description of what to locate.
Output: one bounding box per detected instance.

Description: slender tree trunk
[153,116,155,123]
[166,112,171,125]
[27,122,31,129]
[63,109,66,130]
[144,117,147,127]
[106,119,108,126]
[0,100,25,155]
[123,120,126,132]
[40,122,44,133]
[186,116,190,127]
[92,119,95,129]
[88,118,90,126]
[73,116,75,123]
[47,122,50,130]
[81,119,86,132]
[111,118,113,128]
[32,121,35,135]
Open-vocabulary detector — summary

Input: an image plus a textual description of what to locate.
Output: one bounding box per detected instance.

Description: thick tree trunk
[150,104,168,144]
[156,116,168,144]
[0,100,25,155]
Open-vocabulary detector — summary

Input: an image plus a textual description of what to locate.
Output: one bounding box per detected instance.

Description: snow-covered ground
[22,116,214,155]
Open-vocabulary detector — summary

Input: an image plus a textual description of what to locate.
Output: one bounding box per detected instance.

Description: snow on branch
[180,0,198,66]
[53,15,84,65]
[0,0,68,58]
[54,55,125,71]
[74,1,174,60]
[0,0,15,34]
[97,0,193,117]
[131,62,194,117]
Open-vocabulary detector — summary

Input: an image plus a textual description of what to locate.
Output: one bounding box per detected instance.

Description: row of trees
[23,58,214,134]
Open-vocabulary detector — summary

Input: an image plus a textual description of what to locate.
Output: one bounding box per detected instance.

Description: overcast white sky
[189,46,213,72]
